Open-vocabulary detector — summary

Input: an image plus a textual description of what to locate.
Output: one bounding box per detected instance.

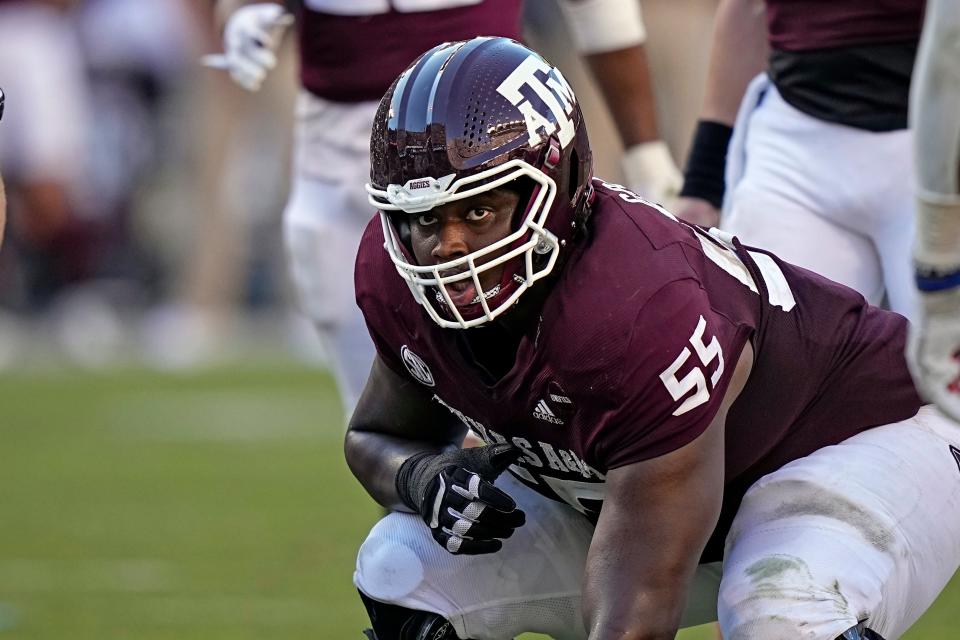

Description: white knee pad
[355,476,593,640]
[355,514,431,605]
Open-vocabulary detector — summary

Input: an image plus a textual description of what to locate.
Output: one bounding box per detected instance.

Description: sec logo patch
[401,345,435,387]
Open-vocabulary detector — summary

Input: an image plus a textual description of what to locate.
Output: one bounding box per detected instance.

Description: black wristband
[395,451,439,512]
[680,120,734,210]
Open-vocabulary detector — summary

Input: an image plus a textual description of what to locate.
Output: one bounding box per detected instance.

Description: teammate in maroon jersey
[205,0,679,420]
[675,0,924,324]
[345,38,960,640]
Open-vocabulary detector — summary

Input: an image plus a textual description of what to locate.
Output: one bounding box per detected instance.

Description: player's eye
[415,214,438,227]
[465,208,492,222]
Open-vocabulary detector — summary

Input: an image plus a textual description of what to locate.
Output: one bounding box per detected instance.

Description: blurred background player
[907,0,960,422]
[0,0,218,367]
[0,0,91,314]
[674,0,924,320]
[0,85,6,250]
[206,0,681,419]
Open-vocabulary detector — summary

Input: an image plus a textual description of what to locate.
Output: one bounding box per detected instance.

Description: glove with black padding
[396,443,526,555]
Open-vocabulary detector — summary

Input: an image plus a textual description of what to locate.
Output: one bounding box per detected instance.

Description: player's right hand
[908,280,960,424]
[396,443,526,555]
[204,3,293,92]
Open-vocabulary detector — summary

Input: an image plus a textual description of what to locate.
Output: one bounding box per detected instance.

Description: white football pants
[355,406,960,639]
[722,75,917,321]
[283,91,379,418]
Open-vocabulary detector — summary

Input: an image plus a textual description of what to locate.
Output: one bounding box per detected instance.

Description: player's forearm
[582,540,688,640]
[581,480,700,640]
[584,592,680,640]
[584,45,660,146]
[700,0,768,125]
[557,0,658,145]
[344,428,459,511]
[911,0,960,267]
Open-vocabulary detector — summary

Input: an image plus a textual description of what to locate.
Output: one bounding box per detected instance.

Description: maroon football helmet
[367,37,593,328]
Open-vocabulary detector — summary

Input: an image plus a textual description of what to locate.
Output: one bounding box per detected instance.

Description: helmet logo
[497,54,575,149]
[386,174,457,213]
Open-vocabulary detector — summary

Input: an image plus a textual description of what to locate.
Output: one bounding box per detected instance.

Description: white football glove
[620,140,683,206]
[907,195,960,424]
[907,286,960,423]
[908,284,960,423]
[202,3,293,92]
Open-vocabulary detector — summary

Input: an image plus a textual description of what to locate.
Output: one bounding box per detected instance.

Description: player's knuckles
[455,500,486,522]
[451,482,479,501]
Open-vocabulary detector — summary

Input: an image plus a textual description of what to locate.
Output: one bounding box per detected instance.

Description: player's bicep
[349,353,466,444]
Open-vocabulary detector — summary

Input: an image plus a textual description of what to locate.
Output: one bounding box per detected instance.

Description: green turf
[0,366,956,639]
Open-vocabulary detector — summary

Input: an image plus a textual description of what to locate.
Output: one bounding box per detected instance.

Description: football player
[907,0,960,424]
[205,0,680,419]
[346,38,960,640]
[674,0,924,323]
[0,86,5,249]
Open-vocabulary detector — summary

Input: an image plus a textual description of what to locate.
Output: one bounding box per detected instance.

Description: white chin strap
[367,159,560,329]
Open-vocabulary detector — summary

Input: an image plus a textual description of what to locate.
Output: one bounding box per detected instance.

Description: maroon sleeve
[592,278,752,469]
[364,321,407,378]
[354,218,407,378]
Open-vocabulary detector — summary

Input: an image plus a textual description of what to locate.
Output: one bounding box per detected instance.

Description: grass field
[0,365,957,639]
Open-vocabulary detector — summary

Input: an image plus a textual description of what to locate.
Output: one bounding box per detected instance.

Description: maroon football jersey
[765,0,924,51]
[355,180,923,561]
[297,0,522,103]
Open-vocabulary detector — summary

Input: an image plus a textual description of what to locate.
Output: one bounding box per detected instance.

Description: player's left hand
[396,443,526,555]
[908,276,960,423]
[621,140,683,206]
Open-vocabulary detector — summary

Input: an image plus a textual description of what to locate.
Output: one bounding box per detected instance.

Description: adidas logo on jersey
[534,399,564,424]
